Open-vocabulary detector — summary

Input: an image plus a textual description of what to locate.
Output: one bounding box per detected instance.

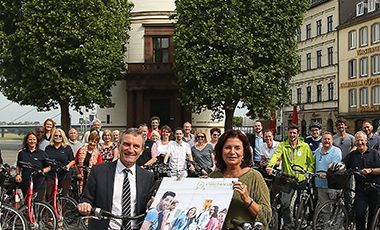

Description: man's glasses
[212,133,220,137]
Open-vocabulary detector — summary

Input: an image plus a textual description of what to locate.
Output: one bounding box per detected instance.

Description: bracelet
[247,198,254,208]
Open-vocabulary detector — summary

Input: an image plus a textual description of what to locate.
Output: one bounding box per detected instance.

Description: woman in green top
[209,129,271,230]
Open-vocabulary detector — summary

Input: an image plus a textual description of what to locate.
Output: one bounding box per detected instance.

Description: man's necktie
[122,168,132,230]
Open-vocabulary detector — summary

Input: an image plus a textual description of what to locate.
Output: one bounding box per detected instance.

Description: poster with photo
[141,177,237,230]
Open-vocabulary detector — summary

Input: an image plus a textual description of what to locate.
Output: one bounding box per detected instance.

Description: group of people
[258,119,380,230]
[14,118,121,202]
[9,115,380,230]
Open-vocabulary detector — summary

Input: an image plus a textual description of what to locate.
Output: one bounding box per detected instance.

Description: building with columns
[96,0,224,130]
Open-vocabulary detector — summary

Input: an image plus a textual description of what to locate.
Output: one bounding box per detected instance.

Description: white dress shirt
[109,160,137,230]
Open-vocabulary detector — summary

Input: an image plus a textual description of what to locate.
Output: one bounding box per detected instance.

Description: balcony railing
[127,63,174,75]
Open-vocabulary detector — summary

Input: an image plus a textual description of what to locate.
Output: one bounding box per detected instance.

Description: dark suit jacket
[81,161,155,230]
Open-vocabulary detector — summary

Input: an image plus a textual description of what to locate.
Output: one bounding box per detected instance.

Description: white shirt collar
[116,159,135,175]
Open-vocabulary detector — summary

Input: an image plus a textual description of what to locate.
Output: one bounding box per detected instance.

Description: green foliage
[0,0,133,129]
[232,116,243,127]
[173,0,309,127]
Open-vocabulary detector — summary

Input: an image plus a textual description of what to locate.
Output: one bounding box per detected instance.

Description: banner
[141,177,237,230]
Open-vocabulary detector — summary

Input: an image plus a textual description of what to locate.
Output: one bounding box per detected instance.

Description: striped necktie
[122,168,132,230]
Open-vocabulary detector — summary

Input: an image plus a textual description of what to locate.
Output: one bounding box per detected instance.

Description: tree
[173,0,308,130]
[0,0,133,133]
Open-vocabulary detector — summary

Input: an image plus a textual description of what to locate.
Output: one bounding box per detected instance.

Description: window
[372,23,380,44]
[359,27,368,47]
[328,82,334,101]
[306,53,312,70]
[316,20,322,36]
[356,2,365,16]
[368,0,376,12]
[298,55,301,71]
[359,57,368,77]
[327,16,333,32]
[153,37,169,63]
[373,86,380,105]
[349,89,357,108]
[296,28,301,42]
[360,87,368,106]
[317,85,322,102]
[307,86,312,103]
[372,55,380,75]
[349,30,357,49]
[327,47,333,65]
[349,59,357,78]
[306,24,311,39]
[297,88,302,104]
[316,50,322,68]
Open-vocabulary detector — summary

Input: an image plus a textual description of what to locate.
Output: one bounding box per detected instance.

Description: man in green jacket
[266,124,315,230]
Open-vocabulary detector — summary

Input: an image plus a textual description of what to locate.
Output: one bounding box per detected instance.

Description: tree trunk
[60,100,71,134]
[224,108,235,130]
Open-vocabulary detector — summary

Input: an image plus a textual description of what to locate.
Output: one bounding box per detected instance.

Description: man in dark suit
[78,128,155,230]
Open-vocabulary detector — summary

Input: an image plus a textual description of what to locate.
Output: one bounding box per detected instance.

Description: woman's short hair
[102,129,112,141]
[214,129,253,171]
[88,131,101,143]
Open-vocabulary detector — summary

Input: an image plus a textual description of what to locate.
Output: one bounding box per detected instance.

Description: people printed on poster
[142,195,228,230]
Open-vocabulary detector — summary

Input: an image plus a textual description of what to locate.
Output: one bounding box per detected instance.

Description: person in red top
[75,131,102,194]
[147,116,161,139]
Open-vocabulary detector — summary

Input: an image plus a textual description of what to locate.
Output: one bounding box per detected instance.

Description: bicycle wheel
[19,201,58,230]
[294,197,307,230]
[269,205,280,230]
[370,207,380,230]
[58,196,85,229]
[0,204,28,230]
[312,200,350,230]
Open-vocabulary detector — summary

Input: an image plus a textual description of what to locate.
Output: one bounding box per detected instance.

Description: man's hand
[266,167,273,175]
[78,202,92,216]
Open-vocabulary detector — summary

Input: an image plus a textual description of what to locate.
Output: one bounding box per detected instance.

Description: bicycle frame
[51,172,62,219]
[25,171,36,226]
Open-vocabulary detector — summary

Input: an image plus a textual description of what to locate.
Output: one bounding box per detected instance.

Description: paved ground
[0,140,23,164]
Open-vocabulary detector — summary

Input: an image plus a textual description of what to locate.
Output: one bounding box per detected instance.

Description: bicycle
[46,158,84,229]
[291,164,320,230]
[267,169,298,230]
[0,163,28,230]
[18,161,58,230]
[82,207,146,230]
[368,182,380,230]
[312,168,360,230]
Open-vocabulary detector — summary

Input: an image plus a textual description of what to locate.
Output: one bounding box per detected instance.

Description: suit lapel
[106,161,117,211]
[135,166,143,213]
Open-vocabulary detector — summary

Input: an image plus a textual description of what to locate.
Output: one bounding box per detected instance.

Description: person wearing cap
[305,122,322,153]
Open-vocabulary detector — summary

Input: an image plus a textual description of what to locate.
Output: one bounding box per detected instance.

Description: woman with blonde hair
[75,131,102,194]
[99,129,118,163]
[191,130,215,175]
[45,128,75,199]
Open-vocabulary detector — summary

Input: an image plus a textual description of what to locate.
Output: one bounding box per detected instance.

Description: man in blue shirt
[314,131,342,208]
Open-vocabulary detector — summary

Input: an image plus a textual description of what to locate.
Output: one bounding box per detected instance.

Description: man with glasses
[209,127,221,149]
[164,128,194,179]
[305,122,322,153]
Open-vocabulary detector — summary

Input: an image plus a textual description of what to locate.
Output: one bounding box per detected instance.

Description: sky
[0,93,82,124]
[0,93,249,125]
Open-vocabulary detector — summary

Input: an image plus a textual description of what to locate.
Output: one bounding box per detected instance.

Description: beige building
[97,0,224,130]
[285,0,340,137]
[338,0,380,133]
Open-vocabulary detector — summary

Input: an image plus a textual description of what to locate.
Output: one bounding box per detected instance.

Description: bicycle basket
[273,173,297,193]
[327,172,349,189]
